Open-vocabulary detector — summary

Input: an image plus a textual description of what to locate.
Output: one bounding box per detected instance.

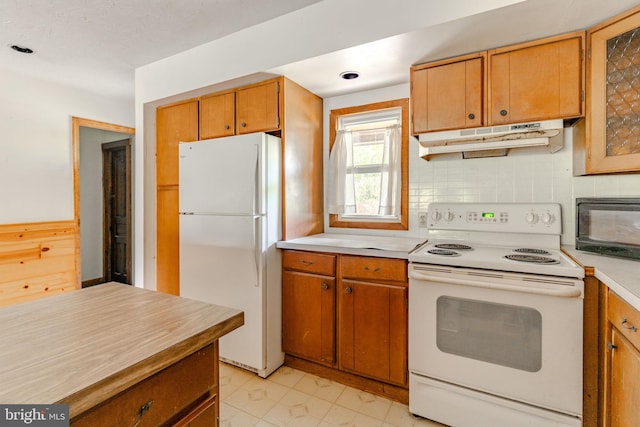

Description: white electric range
[408,203,584,427]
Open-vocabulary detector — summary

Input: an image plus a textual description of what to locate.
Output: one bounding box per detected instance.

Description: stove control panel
[428,203,562,234]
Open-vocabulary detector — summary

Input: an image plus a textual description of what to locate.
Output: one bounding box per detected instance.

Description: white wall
[0,68,134,225]
[79,128,131,282]
[323,84,640,244]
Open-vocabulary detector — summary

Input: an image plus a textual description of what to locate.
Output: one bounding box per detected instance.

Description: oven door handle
[409,271,582,298]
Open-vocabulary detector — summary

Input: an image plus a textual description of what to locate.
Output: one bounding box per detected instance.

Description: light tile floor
[219,362,446,427]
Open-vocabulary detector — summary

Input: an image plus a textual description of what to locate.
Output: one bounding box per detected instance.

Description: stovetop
[409,203,585,279]
[410,239,584,278]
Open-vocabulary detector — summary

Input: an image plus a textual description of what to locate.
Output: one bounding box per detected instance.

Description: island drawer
[71,343,217,426]
[341,256,407,283]
[283,250,336,276]
[608,291,640,350]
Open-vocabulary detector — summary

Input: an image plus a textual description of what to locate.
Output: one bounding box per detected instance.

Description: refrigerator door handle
[253,215,261,287]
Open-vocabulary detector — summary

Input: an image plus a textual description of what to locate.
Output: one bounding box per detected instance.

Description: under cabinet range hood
[418,119,564,160]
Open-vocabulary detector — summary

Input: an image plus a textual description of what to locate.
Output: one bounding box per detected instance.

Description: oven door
[409,264,583,417]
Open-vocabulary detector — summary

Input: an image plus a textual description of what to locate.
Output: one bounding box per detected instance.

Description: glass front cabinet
[586,6,640,174]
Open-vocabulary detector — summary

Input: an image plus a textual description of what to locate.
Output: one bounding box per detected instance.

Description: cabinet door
[609,328,640,427]
[489,33,583,125]
[338,279,407,386]
[236,80,280,134]
[157,100,199,186]
[282,270,335,365]
[156,100,199,295]
[587,10,640,173]
[200,92,235,139]
[411,54,485,133]
[71,344,216,426]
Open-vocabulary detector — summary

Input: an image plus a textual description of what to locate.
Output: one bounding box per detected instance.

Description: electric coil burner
[427,249,460,256]
[514,248,551,255]
[434,243,473,250]
[408,203,585,427]
[504,254,560,264]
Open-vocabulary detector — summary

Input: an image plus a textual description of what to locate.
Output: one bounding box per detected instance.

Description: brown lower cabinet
[71,343,218,426]
[282,250,408,395]
[603,290,640,427]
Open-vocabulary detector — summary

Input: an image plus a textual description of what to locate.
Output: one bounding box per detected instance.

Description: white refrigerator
[179,132,283,378]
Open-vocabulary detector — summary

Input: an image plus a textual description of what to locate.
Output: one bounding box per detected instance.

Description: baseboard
[82,277,105,288]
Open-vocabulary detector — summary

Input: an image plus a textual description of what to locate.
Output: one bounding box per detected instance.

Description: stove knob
[541,212,555,225]
[444,211,454,222]
[431,210,442,221]
[525,212,538,224]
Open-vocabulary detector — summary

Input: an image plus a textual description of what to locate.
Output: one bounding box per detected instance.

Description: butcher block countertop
[0,282,243,418]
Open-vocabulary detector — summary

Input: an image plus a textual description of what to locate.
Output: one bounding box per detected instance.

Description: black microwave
[576,198,640,260]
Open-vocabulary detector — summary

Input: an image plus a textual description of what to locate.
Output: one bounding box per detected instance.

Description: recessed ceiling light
[10,45,34,54]
[339,71,359,80]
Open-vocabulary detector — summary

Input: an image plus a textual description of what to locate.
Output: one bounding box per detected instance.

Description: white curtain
[378,124,401,216]
[327,130,356,214]
[328,124,401,217]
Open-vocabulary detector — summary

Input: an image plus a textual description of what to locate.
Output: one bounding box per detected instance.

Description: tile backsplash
[407,128,640,244]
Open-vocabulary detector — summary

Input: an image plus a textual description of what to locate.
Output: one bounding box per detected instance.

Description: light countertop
[563,246,640,312]
[0,282,243,417]
[277,233,425,259]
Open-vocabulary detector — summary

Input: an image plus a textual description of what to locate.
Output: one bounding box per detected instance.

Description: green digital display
[482,212,495,218]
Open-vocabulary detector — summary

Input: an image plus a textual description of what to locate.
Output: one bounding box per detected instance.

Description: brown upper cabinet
[236,80,280,134]
[200,91,235,139]
[489,31,584,125]
[585,6,640,174]
[199,80,280,139]
[411,31,585,134]
[411,52,486,133]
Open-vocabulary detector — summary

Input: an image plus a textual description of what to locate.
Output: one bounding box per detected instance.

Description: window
[328,99,408,230]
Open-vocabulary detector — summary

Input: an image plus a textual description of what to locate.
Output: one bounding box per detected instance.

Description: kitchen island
[0,282,243,425]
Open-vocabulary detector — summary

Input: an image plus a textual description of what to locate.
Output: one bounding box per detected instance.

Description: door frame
[102,139,132,284]
[72,117,135,287]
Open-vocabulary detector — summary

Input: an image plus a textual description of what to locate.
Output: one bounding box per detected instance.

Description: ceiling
[2,0,640,101]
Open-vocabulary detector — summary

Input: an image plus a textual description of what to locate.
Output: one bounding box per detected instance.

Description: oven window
[436,296,542,372]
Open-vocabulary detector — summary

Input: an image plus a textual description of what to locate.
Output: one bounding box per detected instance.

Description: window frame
[328,98,409,230]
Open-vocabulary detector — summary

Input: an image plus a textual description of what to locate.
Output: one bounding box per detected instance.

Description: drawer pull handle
[364,266,381,272]
[622,318,638,332]
[322,283,330,290]
[299,260,314,266]
[132,400,153,427]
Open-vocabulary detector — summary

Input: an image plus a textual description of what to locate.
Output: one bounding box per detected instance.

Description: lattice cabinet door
[587,7,640,174]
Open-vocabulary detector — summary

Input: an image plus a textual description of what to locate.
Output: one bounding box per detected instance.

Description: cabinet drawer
[609,291,640,351]
[340,256,407,283]
[283,250,336,276]
[72,344,217,427]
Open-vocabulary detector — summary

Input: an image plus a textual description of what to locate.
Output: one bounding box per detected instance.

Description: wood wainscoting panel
[0,220,78,306]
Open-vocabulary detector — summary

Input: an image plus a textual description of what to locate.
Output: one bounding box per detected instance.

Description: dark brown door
[103,139,132,284]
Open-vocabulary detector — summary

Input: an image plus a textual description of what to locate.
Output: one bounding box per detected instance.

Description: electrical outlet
[418,212,428,228]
